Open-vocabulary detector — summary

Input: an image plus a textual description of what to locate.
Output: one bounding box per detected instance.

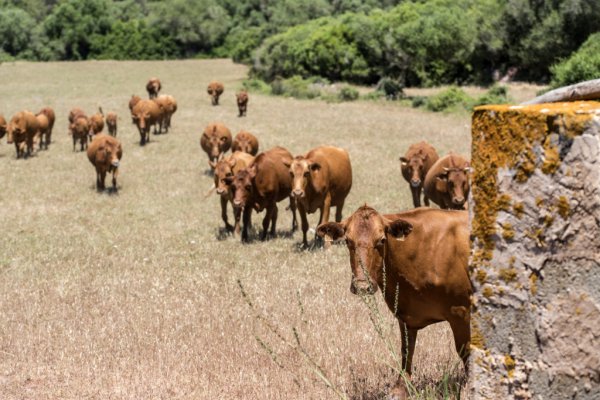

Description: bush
[472,85,511,108]
[550,32,600,88]
[424,87,472,112]
[270,76,323,99]
[242,78,271,94]
[338,85,359,101]
[376,77,404,100]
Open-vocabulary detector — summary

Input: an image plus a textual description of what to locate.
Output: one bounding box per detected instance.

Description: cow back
[253,147,293,202]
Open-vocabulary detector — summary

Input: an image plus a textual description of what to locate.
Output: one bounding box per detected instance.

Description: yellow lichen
[543,215,555,227]
[530,273,538,295]
[541,137,561,174]
[535,197,544,208]
[504,355,516,378]
[499,267,518,282]
[557,196,570,219]
[482,286,494,298]
[476,269,487,285]
[513,202,524,219]
[470,318,486,349]
[501,223,515,241]
[496,194,512,212]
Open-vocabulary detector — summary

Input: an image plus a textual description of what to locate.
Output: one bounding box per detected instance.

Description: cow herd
[2,74,473,399]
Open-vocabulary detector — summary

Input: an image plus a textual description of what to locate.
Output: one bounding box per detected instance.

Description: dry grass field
[0,59,539,399]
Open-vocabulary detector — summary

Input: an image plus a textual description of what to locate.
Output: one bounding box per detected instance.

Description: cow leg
[241,206,252,242]
[261,204,273,240]
[411,187,421,208]
[424,192,430,207]
[112,169,118,191]
[270,204,278,237]
[233,205,242,237]
[289,196,298,232]
[73,136,76,152]
[448,314,471,375]
[335,199,345,223]
[221,196,234,232]
[298,203,309,248]
[388,322,418,400]
[99,171,107,191]
[316,193,332,248]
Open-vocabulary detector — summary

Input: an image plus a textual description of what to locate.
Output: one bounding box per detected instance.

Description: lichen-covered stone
[469,102,600,399]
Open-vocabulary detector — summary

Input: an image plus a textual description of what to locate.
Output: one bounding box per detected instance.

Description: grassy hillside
[0,59,478,399]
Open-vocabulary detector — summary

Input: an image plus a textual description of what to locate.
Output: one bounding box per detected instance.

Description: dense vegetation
[1,0,599,86]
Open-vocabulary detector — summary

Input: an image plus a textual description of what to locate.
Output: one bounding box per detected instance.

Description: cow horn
[443,167,450,172]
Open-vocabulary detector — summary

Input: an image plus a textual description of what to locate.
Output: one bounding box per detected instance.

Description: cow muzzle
[233,199,244,208]
[292,189,305,198]
[452,197,465,207]
[216,188,226,195]
[111,160,120,168]
[350,278,376,296]
[410,179,421,188]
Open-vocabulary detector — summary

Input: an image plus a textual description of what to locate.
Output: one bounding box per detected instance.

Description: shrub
[550,32,600,88]
[376,77,404,100]
[338,85,359,101]
[242,78,271,94]
[270,76,323,99]
[424,87,472,112]
[472,85,511,108]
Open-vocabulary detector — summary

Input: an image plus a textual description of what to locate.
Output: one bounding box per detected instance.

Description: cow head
[230,167,256,209]
[213,157,237,196]
[129,95,141,112]
[203,126,230,162]
[97,143,121,169]
[287,156,320,199]
[0,119,7,139]
[400,153,428,188]
[317,205,413,296]
[436,165,471,209]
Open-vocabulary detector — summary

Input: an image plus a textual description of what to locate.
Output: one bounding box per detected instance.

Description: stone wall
[469,102,600,399]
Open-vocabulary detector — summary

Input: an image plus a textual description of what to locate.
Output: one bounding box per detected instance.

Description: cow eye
[245,185,251,191]
[376,236,386,247]
[226,172,232,177]
[303,171,310,177]
[220,137,227,142]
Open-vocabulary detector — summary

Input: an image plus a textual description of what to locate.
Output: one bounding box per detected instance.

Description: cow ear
[227,157,237,168]
[310,162,321,172]
[281,158,291,168]
[399,156,408,165]
[435,174,448,192]
[208,160,217,169]
[248,164,257,178]
[386,219,413,241]
[316,222,345,241]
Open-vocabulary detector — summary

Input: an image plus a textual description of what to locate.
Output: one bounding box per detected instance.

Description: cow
[317,205,471,400]
[424,153,471,210]
[287,146,352,248]
[207,81,224,106]
[400,141,439,208]
[200,122,232,170]
[106,112,118,137]
[132,99,162,145]
[230,146,297,242]
[68,108,86,124]
[70,115,90,152]
[0,114,6,139]
[34,112,50,150]
[231,130,259,156]
[153,94,177,133]
[212,151,255,236]
[38,107,55,147]
[89,108,105,139]
[146,77,161,99]
[236,90,248,117]
[87,134,123,192]
[7,111,39,158]
[129,95,142,115]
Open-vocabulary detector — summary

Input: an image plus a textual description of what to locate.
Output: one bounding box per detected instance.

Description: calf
[153,94,177,133]
[400,141,439,208]
[231,130,259,156]
[288,146,352,248]
[106,112,118,137]
[87,134,123,192]
[207,81,224,106]
[200,122,232,170]
[38,107,55,147]
[89,108,105,138]
[35,113,50,150]
[146,77,161,99]
[230,147,297,242]
[132,99,162,145]
[7,111,40,158]
[317,206,471,399]
[236,90,248,117]
[70,115,90,152]
[213,151,255,236]
[424,153,470,210]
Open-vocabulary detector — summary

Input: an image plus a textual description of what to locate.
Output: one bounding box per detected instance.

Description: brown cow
[288,146,352,248]
[0,114,7,139]
[89,108,105,138]
[236,90,248,117]
[132,99,162,145]
[153,94,177,133]
[35,113,50,150]
[7,111,39,158]
[317,206,471,399]
[87,134,123,192]
[129,95,141,114]
[424,153,471,210]
[146,77,161,99]
[70,115,90,151]
[200,122,232,169]
[400,141,439,208]
[38,107,55,147]
[230,146,297,242]
[231,130,259,156]
[212,151,255,236]
[106,112,118,137]
[68,108,86,124]
[207,81,224,106]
